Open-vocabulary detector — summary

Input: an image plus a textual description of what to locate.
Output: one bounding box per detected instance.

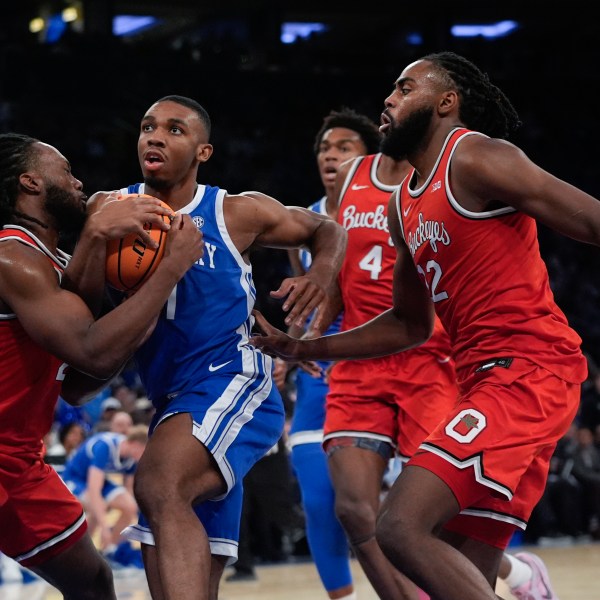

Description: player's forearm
[293,309,431,361]
[61,366,122,406]
[303,220,347,288]
[74,266,179,378]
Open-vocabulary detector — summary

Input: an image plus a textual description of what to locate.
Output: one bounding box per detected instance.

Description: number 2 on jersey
[417,259,448,302]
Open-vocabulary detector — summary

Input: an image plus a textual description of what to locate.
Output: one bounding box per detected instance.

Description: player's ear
[196,143,213,164]
[19,171,43,194]
[438,90,458,117]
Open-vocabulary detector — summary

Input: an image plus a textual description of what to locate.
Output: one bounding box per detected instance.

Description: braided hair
[313,107,382,155]
[0,132,45,228]
[422,52,522,140]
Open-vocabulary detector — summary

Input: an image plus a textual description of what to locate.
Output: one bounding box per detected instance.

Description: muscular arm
[228,191,347,329]
[453,135,600,245]
[251,194,434,361]
[0,214,202,382]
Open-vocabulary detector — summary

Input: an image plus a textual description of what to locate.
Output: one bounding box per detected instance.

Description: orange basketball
[105,194,172,292]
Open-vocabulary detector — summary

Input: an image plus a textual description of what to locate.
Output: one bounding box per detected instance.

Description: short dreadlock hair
[0,133,40,227]
[313,107,382,155]
[422,51,522,139]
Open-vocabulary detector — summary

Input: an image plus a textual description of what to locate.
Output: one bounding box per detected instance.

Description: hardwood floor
[2,541,598,599]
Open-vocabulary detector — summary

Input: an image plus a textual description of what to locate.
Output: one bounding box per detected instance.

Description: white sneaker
[510,551,558,600]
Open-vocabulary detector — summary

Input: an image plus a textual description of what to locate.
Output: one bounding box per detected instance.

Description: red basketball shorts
[0,456,87,567]
[324,349,458,459]
[409,358,581,548]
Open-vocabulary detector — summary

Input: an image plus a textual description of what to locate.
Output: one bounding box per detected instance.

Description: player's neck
[377,154,411,186]
[145,182,199,212]
[14,215,59,252]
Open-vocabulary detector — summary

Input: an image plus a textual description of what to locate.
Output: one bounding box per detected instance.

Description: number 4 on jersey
[359,245,383,280]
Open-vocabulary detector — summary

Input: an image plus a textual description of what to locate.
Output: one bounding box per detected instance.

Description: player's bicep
[1,249,95,361]
[257,200,326,248]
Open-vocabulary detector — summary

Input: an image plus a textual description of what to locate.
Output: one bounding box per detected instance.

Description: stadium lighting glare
[62,7,78,23]
[113,15,159,37]
[451,20,519,39]
[281,22,328,44]
[29,17,45,33]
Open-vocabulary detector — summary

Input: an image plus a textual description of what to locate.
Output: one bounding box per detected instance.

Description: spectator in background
[131,396,155,426]
[44,421,88,475]
[93,397,123,433]
[62,426,149,569]
[109,411,133,435]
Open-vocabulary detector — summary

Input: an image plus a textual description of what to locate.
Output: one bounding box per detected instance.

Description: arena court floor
[0,541,598,600]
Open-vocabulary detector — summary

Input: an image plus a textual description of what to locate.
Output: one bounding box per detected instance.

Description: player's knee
[375,507,412,561]
[335,495,377,535]
[133,471,170,515]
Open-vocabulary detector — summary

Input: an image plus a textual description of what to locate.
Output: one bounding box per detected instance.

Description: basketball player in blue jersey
[106,95,347,600]
[276,108,382,600]
[61,426,148,568]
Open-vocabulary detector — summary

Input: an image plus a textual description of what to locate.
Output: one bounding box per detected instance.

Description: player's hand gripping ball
[105,194,172,292]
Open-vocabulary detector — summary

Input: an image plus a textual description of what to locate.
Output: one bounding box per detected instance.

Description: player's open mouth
[144,151,165,171]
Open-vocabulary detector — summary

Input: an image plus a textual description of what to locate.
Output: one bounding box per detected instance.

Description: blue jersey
[289,197,341,440]
[62,432,135,483]
[122,183,261,403]
[119,184,285,563]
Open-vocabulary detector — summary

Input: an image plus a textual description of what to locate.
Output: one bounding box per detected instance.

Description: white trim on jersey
[418,441,513,501]
[337,155,363,202]
[445,131,516,219]
[369,153,401,193]
[13,512,86,563]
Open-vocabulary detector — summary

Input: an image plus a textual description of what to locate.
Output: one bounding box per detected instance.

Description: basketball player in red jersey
[0,132,202,598]
[251,51,600,599]
[317,147,457,600]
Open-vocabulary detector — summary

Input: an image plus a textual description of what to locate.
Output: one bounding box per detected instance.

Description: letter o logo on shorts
[445,409,486,443]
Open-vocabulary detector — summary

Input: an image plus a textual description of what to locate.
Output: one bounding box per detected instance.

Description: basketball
[105,194,172,292]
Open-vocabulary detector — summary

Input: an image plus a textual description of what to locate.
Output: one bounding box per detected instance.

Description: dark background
[1,0,599,362]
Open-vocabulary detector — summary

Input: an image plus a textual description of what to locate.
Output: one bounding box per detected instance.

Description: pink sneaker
[510,551,558,600]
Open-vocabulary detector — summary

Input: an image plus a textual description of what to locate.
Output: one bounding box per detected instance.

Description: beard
[45,184,87,237]
[380,105,434,160]
[143,174,170,191]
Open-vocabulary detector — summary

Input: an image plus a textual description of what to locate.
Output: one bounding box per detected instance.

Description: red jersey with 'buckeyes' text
[396,128,587,384]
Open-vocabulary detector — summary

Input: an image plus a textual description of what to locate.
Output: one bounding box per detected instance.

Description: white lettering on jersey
[406,213,451,256]
[197,242,217,268]
[342,204,389,233]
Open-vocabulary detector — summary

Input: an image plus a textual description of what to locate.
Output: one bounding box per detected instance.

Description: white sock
[503,553,532,588]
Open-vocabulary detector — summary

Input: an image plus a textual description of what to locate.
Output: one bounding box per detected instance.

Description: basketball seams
[105,194,170,292]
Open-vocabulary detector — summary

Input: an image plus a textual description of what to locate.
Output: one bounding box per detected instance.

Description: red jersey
[337,153,451,358]
[0,226,68,465]
[396,128,587,384]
